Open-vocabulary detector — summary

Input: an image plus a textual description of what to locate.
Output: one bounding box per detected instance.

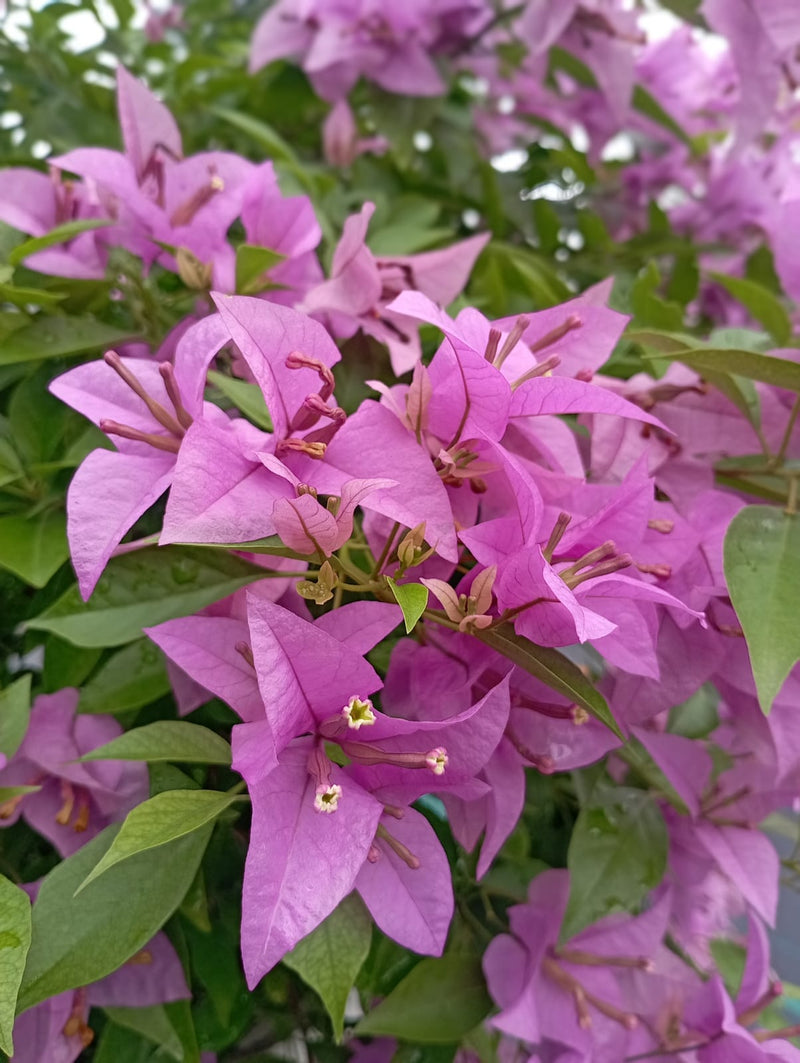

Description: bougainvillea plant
[2,1,800,1061]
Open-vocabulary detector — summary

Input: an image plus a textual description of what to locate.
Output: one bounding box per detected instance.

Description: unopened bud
[175,246,213,290]
[277,438,327,459]
[396,522,431,569]
[296,558,337,605]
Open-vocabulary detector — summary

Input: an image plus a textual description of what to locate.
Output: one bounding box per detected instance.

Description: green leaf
[0,316,138,366]
[632,85,692,148]
[79,721,233,765]
[723,506,800,712]
[700,370,762,428]
[7,219,114,267]
[0,874,32,1056]
[103,1005,183,1060]
[79,640,170,715]
[92,1021,159,1063]
[284,894,372,1041]
[355,955,492,1043]
[211,107,301,167]
[17,821,211,1011]
[0,674,31,758]
[631,263,685,331]
[475,625,623,738]
[182,534,306,558]
[386,577,427,633]
[76,790,242,893]
[235,244,286,295]
[0,512,68,587]
[708,272,793,346]
[0,785,41,804]
[643,345,800,393]
[207,369,273,430]
[27,545,265,647]
[561,787,668,941]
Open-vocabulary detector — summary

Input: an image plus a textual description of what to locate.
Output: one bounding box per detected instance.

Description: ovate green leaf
[27,546,265,647]
[0,673,31,758]
[207,370,273,431]
[723,506,800,712]
[76,790,243,893]
[562,787,668,941]
[708,272,792,346]
[79,721,232,765]
[79,640,170,715]
[0,512,68,587]
[17,822,211,1010]
[0,874,32,1055]
[476,625,623,738]
[355,955,492,1043]
[284,894,372,1041]
[386,577,427,633]
[7,218,114,266]
[0,316,138,366]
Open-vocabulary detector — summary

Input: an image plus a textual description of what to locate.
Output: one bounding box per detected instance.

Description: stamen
[636,562,672,579]
[506,728,555,773]
[558,948,654,971]
[527,314,582,354]
[755,1023,800,1043]
[235,641,255,669]
[55,781,75,826]
[382,804,405,820]
[303,393,346,424]
[737,981,783,1026]
[511,354,562,390]
[99,420,182,453]
[276,438,327,459]
[169,174,225,227]
[559,541,618,579]
[493,316,530,369]
[543,512,572,562]
[342,696,376,730]
[484,327,501,363]
[515,697,583,722]
[367,844,381,863]
[285,351,335,401]
[158,363,194,429]
[297,484,318,499]
[565,554,633,589]
[128,949,154,965]
[375,823,420,869]
[648,519,674,534]
[62,990,94,1048]
[104,351,184,436]
[290,391,346,433]
[542,955,639,1031]
[73,795,90,833]
[0,795,24,819]
[543,956,593,1028]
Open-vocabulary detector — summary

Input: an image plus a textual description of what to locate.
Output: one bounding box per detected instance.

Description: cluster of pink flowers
[245,0,800,321]
[2,24,800,1063]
